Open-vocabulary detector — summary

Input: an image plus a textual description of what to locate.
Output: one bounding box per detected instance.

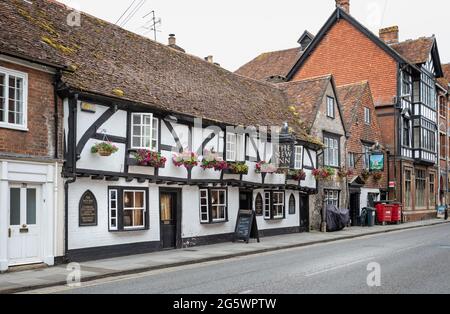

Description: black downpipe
[64,94,78,259]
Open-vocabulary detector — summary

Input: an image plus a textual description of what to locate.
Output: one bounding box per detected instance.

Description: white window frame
[324,135,339,167]
[131,113,158,151]
[364,107,371,125]
[294,146,304,169]
[199,189,210,223]
[0,66,28,131]
[109,189,118,231]
[123,190,146,230]
[264,192,271,219]
[272,191,285,219]
[327,96,335,119]
[226,133,244,162]
[211,189,227,222]
[324,190,339,207]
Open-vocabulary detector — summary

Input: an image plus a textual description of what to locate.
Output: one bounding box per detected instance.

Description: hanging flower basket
[287,169,306,181]
[255,161,278,174]
[373,171,383,182]
[172,150,199,170]
[223,162,249,175]
[312,167,335,181]
[337,167,354,180]
[91,142,119,157]
[201,150,228,171]
[361,169,371,181]
[132,150,167,168]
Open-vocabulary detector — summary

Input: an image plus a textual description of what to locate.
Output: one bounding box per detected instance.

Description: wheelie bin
[375,203,392,225]
[362,207,376,227]
[390,203,402,224]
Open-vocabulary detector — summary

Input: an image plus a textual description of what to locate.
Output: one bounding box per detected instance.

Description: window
[348,153,355,169]
[199,189,227,223]
[109,189,118,231]
[415,170,426,208]
[200,189,209,223]
[403,118,411,147]
[362,144,371,170]
[440,134,446,159]
[294,146,303,169]
[367,193,380,208]
[131,113,158,151]
[264,191,285,220]
[364,107,371,125]
[439,96,446,118]
[421,72,436,109]
[108,187,148,231]
[404,169,412,209]
[429,173,436,208]
[0,67,27,129]
[327,96,335,118]
[324,190,339,207]
[123,190,145,230]
[324,134,339,167]
[288,194,296,215]
[226,133,244,162]
[272,192,285,219]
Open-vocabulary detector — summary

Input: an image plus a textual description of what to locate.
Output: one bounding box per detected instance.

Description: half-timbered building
[1,0,321,262]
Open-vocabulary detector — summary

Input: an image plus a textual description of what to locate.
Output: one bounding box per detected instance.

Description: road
[29,224,450,294]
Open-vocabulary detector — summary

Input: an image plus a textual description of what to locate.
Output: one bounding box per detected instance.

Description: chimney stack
[205,55,214,63]
[168,34,176,46]
[335,0,350,14]
[379,26,399,44]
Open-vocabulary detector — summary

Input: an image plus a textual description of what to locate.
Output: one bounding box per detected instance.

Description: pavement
[0,218,448,294]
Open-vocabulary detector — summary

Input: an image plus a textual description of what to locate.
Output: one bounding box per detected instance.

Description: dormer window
[0,67,27,130]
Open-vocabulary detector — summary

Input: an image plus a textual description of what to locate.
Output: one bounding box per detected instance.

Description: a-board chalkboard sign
[233,210,260,244]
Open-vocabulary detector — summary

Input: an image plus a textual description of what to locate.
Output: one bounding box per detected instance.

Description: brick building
[0,56,65,271]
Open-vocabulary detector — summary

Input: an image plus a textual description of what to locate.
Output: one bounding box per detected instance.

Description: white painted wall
[360,188,381,213]
[67,178,160,250]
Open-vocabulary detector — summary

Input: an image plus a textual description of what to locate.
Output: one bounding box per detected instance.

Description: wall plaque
[277,144,293,168]
[79,190,98,227]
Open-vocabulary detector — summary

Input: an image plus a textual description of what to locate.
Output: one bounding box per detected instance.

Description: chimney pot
[168,34,176,46]
[335,0,350,14]
[205,55,214,63]
[379,26,399,44]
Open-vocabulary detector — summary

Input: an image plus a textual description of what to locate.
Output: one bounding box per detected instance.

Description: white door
[8,184,42,266]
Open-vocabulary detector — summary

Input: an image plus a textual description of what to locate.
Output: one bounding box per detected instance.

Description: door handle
[8,228,11,238]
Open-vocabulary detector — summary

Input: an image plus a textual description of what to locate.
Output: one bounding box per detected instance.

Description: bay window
[108,187,148,231]
[324,134,340,167]
[263,191,285,220]
[199,189,227,224]
[131,113,159,151]
[0,67,27,129]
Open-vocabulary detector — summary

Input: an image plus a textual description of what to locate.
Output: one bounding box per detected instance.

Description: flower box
[172,150,199,170]
[312,167,335,181]
[255,161,278,174]
[131,150,167,168]
[223,162,249,175]
[201,150,228,171]
[91,142,119,157]
[287,169,306,181]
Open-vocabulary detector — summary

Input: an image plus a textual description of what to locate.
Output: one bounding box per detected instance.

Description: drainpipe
[53,71,62,160]
[54,162,58,259]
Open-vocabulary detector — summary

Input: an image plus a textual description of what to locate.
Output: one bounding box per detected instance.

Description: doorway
[159,189,181,249]
[349,193,361,226]
[8,184,42,266]
[299,195,309,232]
[239,190,253,211]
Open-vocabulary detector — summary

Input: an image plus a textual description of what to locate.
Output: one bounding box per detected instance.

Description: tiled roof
[0,0,315,141]
[390,37,434,64]
[439,63,450,90]
[277,75,332,132]
[235,48,302,81]
[336,81,369,130]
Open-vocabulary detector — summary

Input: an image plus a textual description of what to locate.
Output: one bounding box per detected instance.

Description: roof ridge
[336,80,369,88]
[278,74,332,86]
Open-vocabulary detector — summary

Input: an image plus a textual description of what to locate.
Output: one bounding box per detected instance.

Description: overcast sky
[57,0,450,71]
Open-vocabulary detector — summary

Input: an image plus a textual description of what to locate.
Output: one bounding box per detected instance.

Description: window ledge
[201,220,228,225]
[0,123,28,132]
[109,228,149,233]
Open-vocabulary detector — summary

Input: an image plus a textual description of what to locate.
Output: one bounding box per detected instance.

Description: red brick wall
[293,19,398,107]
[346,84,387,188]
[0,60,63,160]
